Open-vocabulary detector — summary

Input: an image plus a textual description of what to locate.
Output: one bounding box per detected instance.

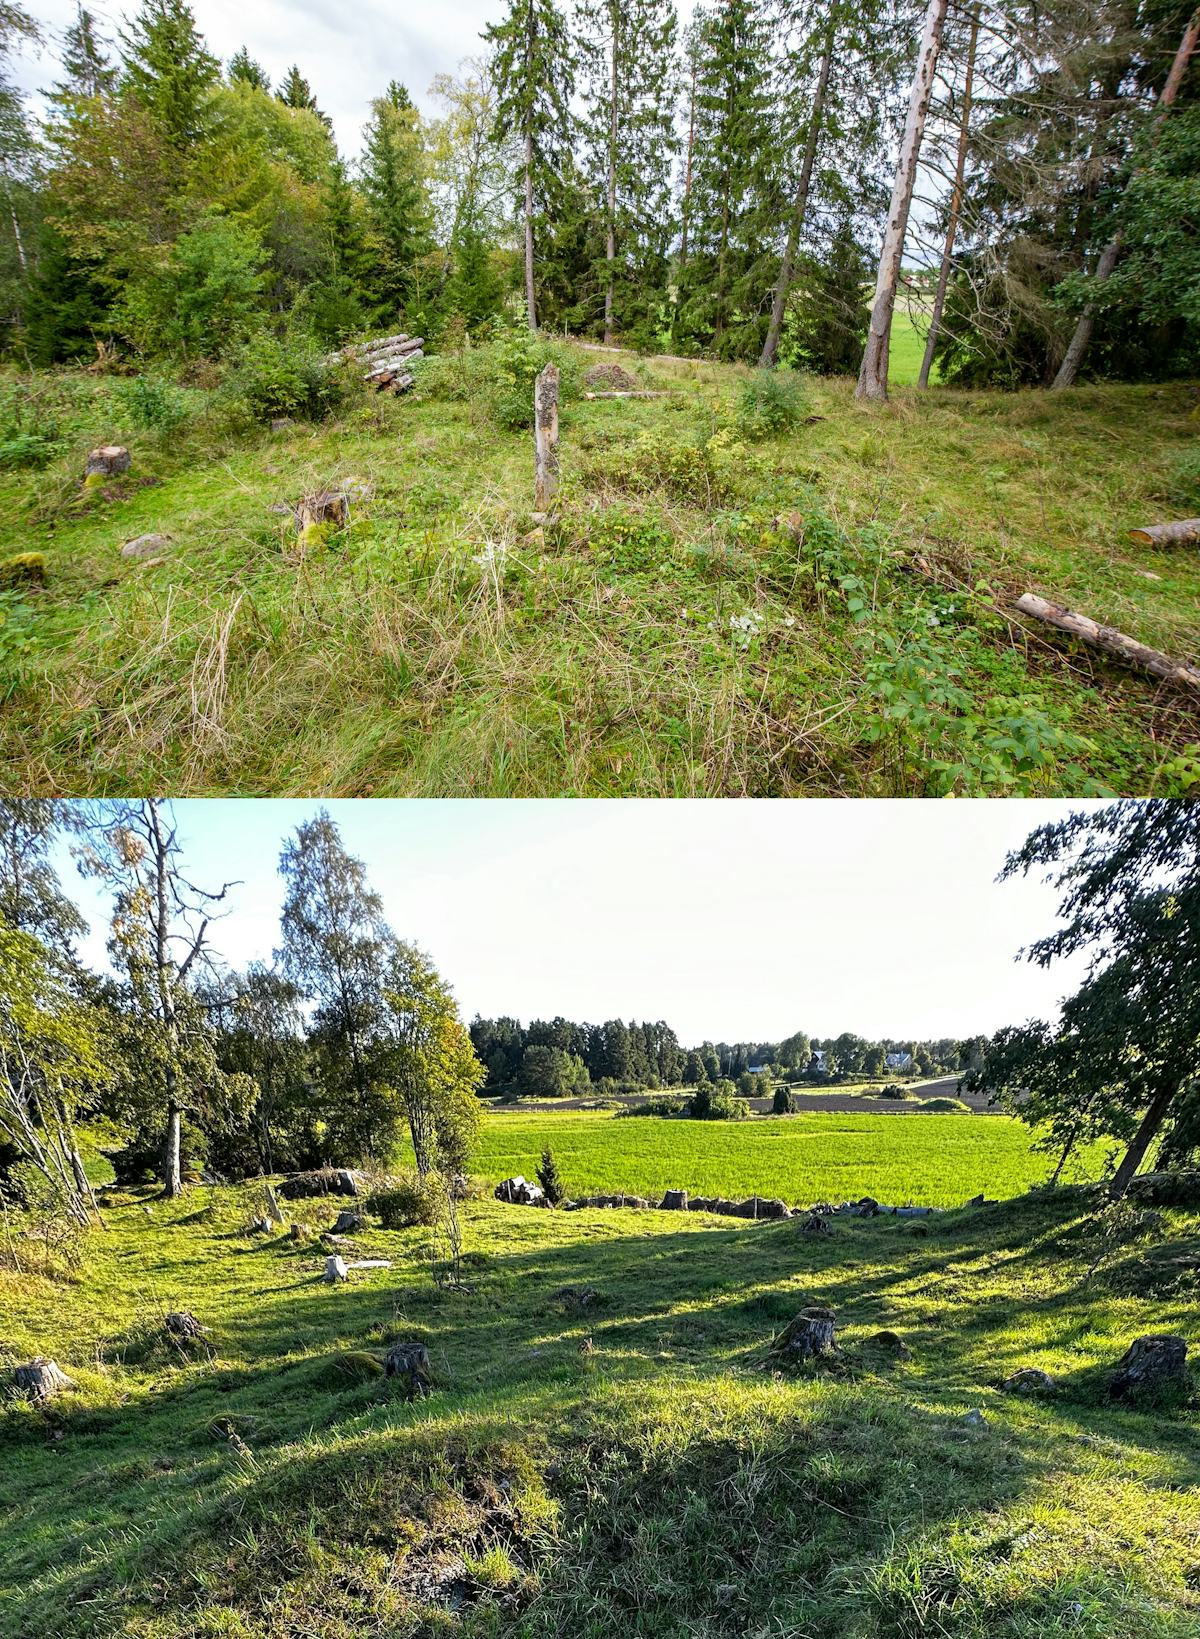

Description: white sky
[57,799,1099,1045]
[11,0,697,156]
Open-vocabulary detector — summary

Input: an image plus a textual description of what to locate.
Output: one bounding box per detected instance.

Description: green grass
[1,1168,1196,1639]
[887,305,931,386]
[471,1108,1111,1205]
[1,348,1197,796]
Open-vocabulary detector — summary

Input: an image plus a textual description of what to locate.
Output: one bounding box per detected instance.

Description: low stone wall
[494,1178,947,1222]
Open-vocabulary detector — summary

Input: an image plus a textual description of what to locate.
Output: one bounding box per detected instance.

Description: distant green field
[473,1108,1109,1206]
[888,305,932,385]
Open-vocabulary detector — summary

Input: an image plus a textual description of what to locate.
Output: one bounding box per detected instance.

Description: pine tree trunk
[604,10,619,345]
[1109,1082,1178,1200]
[760,20,836,369]
[679,58,698,269]
[857,0,950,403]
[524,131,538,331]
[1052,7,1200,390]
[918,8,978,389]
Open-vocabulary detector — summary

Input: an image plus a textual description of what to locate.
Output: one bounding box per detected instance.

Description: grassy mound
[0,348,1196,795]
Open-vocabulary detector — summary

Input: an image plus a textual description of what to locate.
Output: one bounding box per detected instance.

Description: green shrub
[417,322,581,432]
[916,1097,973,1113]
[688,1080,749,1120]
[0,430,65,470]
[616,1097,685,1118]
[114,374,190,433]
[772,1086,795,1115]
[223,331,348,422]
[601,429,739,506]
[116,215,266,360]
[1161,445,1200,510]
[735,368,810,440]
[369,1172,445,1229]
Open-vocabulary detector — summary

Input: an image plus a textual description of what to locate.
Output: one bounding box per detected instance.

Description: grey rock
[121,533,171,559]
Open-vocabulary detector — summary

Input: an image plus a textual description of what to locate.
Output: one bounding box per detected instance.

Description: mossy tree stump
[14,1358,75,1401]
[772,1306,836,1361]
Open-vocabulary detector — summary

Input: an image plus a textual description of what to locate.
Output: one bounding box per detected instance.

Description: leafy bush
[223,331,349,422]
[369,1172,445,1229]
[616,1097,685,1118]
[114,374,190,433]
[417,321,581,431]
[116,215,266,359]
[735,369,810,439]
[583,505,674,572]
[687,1080,749,1120]
[1161,445,1200,510]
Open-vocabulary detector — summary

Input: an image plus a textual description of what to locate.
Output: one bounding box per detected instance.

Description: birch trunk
[857,0,950,403]
[1052,7,1200,390]
[760,19,836,369]
[918,9,978,389]
[149,801,184,1198]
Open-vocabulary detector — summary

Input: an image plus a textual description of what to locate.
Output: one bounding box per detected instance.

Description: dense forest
[0,0,1197,390]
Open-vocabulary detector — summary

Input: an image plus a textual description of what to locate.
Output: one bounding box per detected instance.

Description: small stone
[331,1209,365,1234]
[270,418,295,433]
[1003,1367,1055,1395]
[962,1408,987,1427]
[340,477,375,503]
[121,533,171,559]
[521,526,545,548]
[1133,570,1162,581]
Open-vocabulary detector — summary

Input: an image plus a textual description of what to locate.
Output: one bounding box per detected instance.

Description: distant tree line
[469,1015,988,1098]
[0,0,1195,387]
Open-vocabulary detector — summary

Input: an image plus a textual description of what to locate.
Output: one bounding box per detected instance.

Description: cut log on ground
[1014,592,1200,692]
[1109,1334,1188,1400]
[385,1340,432,1399]
[534,363,560,513]
[772,1306,836,1361]
[14,1358,75,1400]
[583,390,670,400]
[1128,519,1200,548]
[331,334,424,393]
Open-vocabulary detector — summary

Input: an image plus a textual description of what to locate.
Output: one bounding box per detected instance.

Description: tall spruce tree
[576,0,678,344]
[277,63,330,129]
[677,0,777,357]
[484,0,574,329]
[228,46,271,93]
[54,6,117,101]
[120,0,219,148]
[359,80,433,318]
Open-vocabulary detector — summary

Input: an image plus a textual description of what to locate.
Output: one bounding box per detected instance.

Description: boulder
[13,1358,75,1402]
[280,1169,366,1200]
[1003,1367,1055,1396]
[331,1209,365,1234]
[797,1212,833,1236]
[121,533,171,560]
[660,1189,689,1211]
[869,1329,911,1358]
[1109,1334,1189,1402]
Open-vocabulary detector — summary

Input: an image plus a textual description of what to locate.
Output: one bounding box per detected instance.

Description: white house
[885,1051,913,1071]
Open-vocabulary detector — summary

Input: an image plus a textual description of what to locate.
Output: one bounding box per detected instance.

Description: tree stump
[323,1255,349,1283]
[163,1310,206,1344]
[85,445,131,479]
[14,1358,75,1401]
[1109,1334,1189,1401]
[385,1340,432,1400]
[533,363,559,513]
[295,491,350,542]
[660,1189,688,1211]
[772,1305,836,1361]
[798,1212,833,1236]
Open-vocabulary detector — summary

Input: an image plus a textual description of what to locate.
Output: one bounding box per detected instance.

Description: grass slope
[470,1108,1112,1205]
[0,349,1197,796]
[0,1177,1196,1639]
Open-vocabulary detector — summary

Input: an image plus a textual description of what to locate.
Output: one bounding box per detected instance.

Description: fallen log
[583,390,670,400]
[341,333,413,357]
[1013,592,1200,691]
[364,350,423,380]
[1128,519,1200,548]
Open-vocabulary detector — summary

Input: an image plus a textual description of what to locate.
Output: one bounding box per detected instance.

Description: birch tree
[856,0,949,401]
[917,5,977,388]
